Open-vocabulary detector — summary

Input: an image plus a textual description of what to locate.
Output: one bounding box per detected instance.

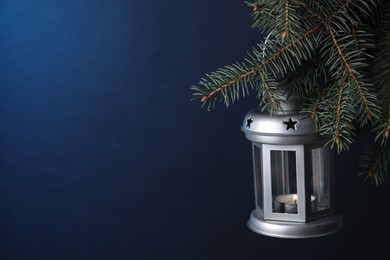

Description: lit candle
[273,194,316,214]
[274,194,298,214]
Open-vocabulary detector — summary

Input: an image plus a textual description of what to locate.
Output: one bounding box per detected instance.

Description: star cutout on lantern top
[284,117,298,130]
[246,117,253,128]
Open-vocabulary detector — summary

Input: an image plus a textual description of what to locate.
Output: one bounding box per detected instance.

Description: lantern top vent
[241,88,328,145]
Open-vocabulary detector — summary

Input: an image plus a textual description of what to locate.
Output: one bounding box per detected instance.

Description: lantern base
[247,210,343,239]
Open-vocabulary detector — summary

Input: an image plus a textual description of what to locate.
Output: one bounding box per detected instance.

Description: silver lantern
[241,90,343,239]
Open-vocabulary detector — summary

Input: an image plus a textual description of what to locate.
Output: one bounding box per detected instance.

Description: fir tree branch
[200,67,257,103]
[352,26,359,50]
[327,27,373,121]
[317,78,356,152]
[310,94,321,120]
[284,53,324,97]
[198,0,376,107]
[335,81,345,145]
[282,0,289,40]
[299,2,324,22]
[258,68,280,110]
[199,23,322,104]
[329,0,353,21]
[359,142,390,185]
[367,144,388,184]
[250,2,278,16]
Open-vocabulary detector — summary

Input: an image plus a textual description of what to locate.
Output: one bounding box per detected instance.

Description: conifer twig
[335,82,345,145]
[200,68,257,103]
[282,0,289,40]
[328,27,373,121]
[200,0,361,105]
[201,23,323,104]
[310,94,321,120]
[258,68,280,110]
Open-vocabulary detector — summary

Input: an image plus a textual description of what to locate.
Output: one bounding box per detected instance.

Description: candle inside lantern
[273,194,316,214]
[274,194,298,214]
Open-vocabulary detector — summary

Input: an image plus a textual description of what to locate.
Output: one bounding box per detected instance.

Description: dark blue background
[1,1,389,259]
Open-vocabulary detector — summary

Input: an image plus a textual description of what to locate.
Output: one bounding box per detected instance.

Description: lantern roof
[241,107,328,145]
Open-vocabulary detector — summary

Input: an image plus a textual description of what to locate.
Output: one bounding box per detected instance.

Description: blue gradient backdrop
[1,1,390,259]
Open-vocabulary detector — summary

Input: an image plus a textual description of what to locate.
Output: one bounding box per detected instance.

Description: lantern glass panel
[253,144,263,210]
[270,150,298,214]
[311,147,331,212]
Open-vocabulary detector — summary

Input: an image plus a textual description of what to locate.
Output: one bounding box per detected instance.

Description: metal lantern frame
[241,95,343,239]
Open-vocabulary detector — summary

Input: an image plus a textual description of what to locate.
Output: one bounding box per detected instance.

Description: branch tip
[252,3,263,12]
[335,136,340,145]
[282,31,288,41]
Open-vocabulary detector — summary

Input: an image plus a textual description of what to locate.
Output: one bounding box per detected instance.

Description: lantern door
[262,144,307,222]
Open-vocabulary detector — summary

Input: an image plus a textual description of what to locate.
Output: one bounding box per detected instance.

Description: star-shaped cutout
[246,117,253,128]
[284,118,298,130]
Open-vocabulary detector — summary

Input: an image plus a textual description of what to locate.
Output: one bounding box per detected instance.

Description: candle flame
[293,194,298,204]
